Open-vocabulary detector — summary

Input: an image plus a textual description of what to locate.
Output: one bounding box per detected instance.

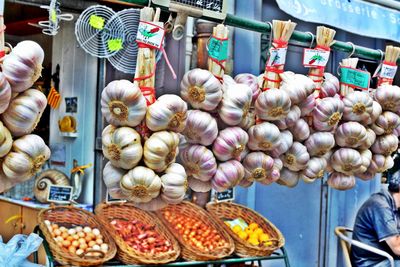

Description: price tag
[47,185,73,204]
[303,48,330,67]
[208,37,228,61]
[106,190,126,203]
[380,63,398,79]
[136,21,165,50]
[266,47,287,67]
[340,67,370,90]
[89,15,105,30]
[212,188,235,202]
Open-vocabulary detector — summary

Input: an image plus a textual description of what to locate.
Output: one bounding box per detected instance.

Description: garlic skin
[2,41,44,93]
[335,122,368,148]
[3,134,50,182]
[146,94,188,133]
[144,131,180,173]
[276,168,299,188]
[239,109,256,130]
[234,73,260,103]
[187,176,211,192]
[281,142,310,171]
[255,89,291,121]
[371,111,400,136]
[218,83,252,126]
[182,110,218,146]
[270,130,293,158]
[363,101,382,125]
[160,163,187,204]
[211,160,245,192]
[280,72,315,105]
[330,148,362,175]
[0,73,11,114]
[180,68,223,111]
[305,132,335,157]
[370,134,399,156]
[213,127,249,161]
[247,122,281,151]
[359,128,377,150]
[374,84,400,113]
[243,152,274,182]
[327,172,356,191]
[299,94,316,117]
[320,73,340,98]
[101,80,147,127]
[343,91,373,122]
[102,125,142,170]
[289,118,310,142]
[2,89,47,137]
[300,157,327,183]
[275,105,301,129]
[120,166,162,203]
[180,145,217,182]
[312,97,344,132]
[0,121,12,157]
[102,161,127,199]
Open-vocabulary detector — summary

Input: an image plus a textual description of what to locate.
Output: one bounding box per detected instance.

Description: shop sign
[47,185,73,204]
[276,0,400,42]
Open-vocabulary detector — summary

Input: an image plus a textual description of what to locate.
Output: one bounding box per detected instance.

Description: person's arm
[385,235,400,255]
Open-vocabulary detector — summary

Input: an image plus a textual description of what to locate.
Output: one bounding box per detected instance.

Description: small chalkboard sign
[106,190,126,203]
[47,185,73,203]
[212,188,235,202]
[172,0,224,12]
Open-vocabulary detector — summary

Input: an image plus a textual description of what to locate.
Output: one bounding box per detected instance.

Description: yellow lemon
[259,233,269,242]
[238,231,248,240]
[232,225,242,234]
[248,223,259,230]
[248,238,259,246]
[264,241,273,247]
[253,228,264,237]
[250,233,259,241]
[245,227,253,235]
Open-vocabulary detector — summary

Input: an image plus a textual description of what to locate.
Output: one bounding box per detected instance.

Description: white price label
[267,47,287,67]
[380,63,398,79]
[303,48,330,67]
[136,21,165,49]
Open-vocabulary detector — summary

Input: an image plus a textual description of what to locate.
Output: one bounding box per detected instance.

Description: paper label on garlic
[208,37,228,61]
[340,67,370,90]
[380,64,397,79]
[302,49,330,67]
[267,47,287,67]
[136,21,165,49]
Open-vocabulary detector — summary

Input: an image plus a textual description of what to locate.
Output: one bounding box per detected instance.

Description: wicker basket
[156,201,235,261]
[206,202,285,258]
[95,202,181,265]
[37,205,117,266]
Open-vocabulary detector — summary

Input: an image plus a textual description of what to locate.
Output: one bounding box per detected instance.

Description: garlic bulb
[160,163,187,204]
[299,94,316,117]
[218,83,252,126]
[102,125,142,170]
[300,157,327,183]
[187,176,211,192]
[358,149,372,174]
[0,121,12,157]
[374,84,400,113]
[275,105,301,129]
[182,110,218,146]
[335,122,368,148]
[280,72,315,105]
[289,118,310,142]
[180,68,223,111]
[276,168,299,188]
[327,172,355,190]
[371,134,399,156]
[255,89,291,121]
[0,166,17,194]
[2,41,44,93]
[101,80,147,127]
[3,134,50,181]
[305,132,335,157]
[321,150,334,173]
[2,89,47,137]
[364,101,382,125]
[320,73,339,98]
[239,109,256,130]
[102,161,127,199]
[359,128,376,150]
[239,176,254,188]
[343,91,373,122]
[180,145,217,182]
[281,142,310,171]
[368,154,394,173]
[213,127,249,161]
[247,122,281,151]
[234,73,260,103]
[270,130,293,158]
[243,152,274,182]
[144,131,179,172]
[0,73,11,114]
[211,160,244,192]
[120,166,162,203]
[312,97,344,132]
[146,94,187,133]
[371,111,400,136]
[330,148,362,175]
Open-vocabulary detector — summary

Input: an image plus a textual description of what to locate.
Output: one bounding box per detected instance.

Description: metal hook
[346,42,356,58]
[266,21,273,49]
[305,31,315,48]
[377,49,384,62]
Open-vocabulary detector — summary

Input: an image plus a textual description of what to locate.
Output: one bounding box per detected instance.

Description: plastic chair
[334,226,395,267]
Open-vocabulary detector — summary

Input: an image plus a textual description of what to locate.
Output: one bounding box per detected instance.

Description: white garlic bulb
[305,132,335,157]
[102,161,127,199]
[330,148,362,175]
[182,110,218,146]
[276,168,299,188]
[335,122,368,148]
[160,163,187,204]
[213,127,249,161]
[289,118,310,142]
[0,121,12,157]
[0,72,11,114]
[270,130,293,158]
[327,172,356,190]
[281,142,310,171]
[343,91,373,122]
[242,152,275,182]
[247,122,281,151]
[280,72,315,105]
[180,145,217,182]
[218,83,252,126]
[370,134,399,156]
[187,176,211,192]
[300,157,327,183]
[255,89,291,121]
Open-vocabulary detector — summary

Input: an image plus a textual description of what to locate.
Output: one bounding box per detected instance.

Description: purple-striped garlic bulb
[312,97,344,132]
[330,148,362,175]
[371,134,399,156]
[275,105,301,129]
[243,152,274,182]
[359,128,376,150]
[182,110,218,146]
[180,68,223,111]
[335,122,368,148]
[358,149,372,174]
[374,84,400,113]
[280,72,315,105]
[247,122,281,151]
[276,168,299,188]
[299,94,316,117]
[327,172,356,190]
[212,127,249,161]
[239,109,256,130]
[343,91,373,122]
[281,142,310,171]
[371,111,400,136]
[305,132,335,157]
[187,177,211,192]
[300,157,327,183]
[211,160,245,192]
[363,101,382,125]
[180,145,217,181]
[234,73,260,104]
[255,88,291,121]
[368,154,394,173]
[289,118,310,142]
[270,130,293,158]
[239,176,254,188]
[320,73,339,98]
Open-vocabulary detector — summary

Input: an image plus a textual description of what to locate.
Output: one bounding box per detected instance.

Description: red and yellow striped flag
[47,87,61,109]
